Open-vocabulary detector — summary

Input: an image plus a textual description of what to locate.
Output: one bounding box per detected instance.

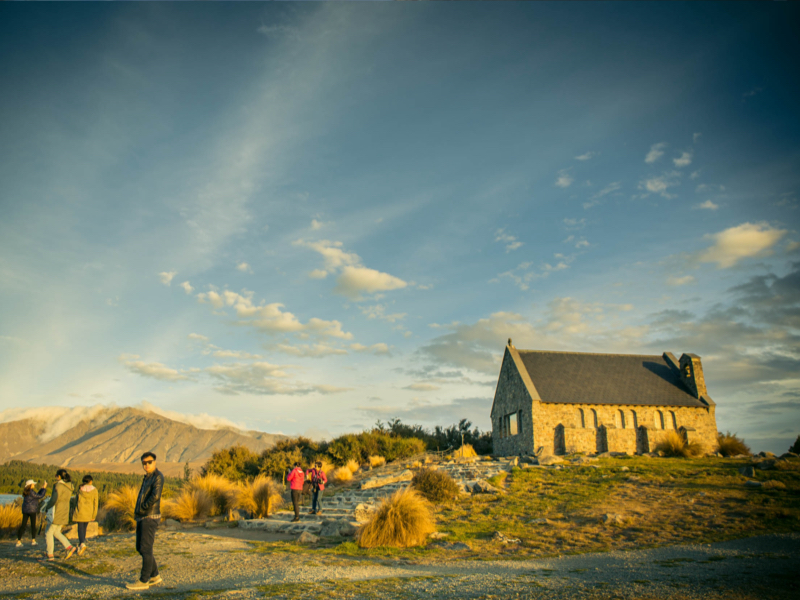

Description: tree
[790,435,800,455]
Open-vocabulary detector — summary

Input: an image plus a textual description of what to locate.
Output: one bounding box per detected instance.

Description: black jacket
[21,488,47,515]
[134,469,164,519]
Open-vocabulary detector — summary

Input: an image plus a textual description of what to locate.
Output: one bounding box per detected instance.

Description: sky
[0,3,798,453]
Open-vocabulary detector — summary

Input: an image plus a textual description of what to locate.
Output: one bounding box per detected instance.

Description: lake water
[0,494,22,505]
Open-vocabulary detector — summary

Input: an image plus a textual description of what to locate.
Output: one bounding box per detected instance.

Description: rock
[164,519,181,530]
[361,469,414,490]
[780,452,798,459]
[297,531,319,544]
[429,532,450,540]
[538,455,564,465]
[596,452,612,458]
[762,480,787,489]
[472,480,500,494]
[319,520,342,537]
[338,521,358,537]
[430,541,470,550]
[520,456,537,464]
[354,503,376,524]
[571,456,598,465]
[739,466,756,477]
[602,514,625,525]
[620,466,630,472]
[744,480,763,488]
[510,457,519,467]
[756,460,777,471]
[758,451,776,458]
[492,531,521,544]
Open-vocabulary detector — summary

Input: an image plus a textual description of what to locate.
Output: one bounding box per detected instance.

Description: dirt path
[1,531,797,599]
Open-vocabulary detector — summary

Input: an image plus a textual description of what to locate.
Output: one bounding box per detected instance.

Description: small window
[631,410,638,429]
[655,410,664,430]
[578,408,585,428]
[508,412,518,436]
[618,409,626,429]
[670,411,677,430]
[590,409,598,429]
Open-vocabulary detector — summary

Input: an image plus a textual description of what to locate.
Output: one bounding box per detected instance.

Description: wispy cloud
[494,228,523,252]
[742,87,763,100]
[236,262,253,274]
[673,151,693,168]
[645,142,667,164]
[554,169,573,188]
[360,304,406,323]
[693,132,702,143]
[158,271,177,286]
[350,342,391,356]
[667,275,695,286]
[694,200,719,210]
[697,222,787,268]
[574,151,597,161]
[639,171,681,199]
[119,355,189,381]
[180,281,194,294]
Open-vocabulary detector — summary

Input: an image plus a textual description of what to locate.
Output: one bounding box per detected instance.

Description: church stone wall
[491,349,535,457]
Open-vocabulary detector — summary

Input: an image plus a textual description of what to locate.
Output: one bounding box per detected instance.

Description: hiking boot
[16,540,23,547]
[64,546,76,560]
[148,575,163,587]
[291,517,300,522]
[126,580,150,591]
[77,543,87,556]
[31,539,37,546]
[308,510,315,514]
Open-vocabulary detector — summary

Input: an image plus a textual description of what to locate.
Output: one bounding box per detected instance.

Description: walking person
[286,461,305,522]
[306,461,327,516]
[43,469,76,561]
[72,475,98,556]
[16,479,47,547]
[126,452,164,591]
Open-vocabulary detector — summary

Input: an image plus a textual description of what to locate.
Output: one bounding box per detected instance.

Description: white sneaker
[31,539,38,546]
[16,540,23,547]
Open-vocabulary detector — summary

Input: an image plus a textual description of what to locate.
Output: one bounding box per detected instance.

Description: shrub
[104,485,138,531]
[188,474,239,517]
[369,455,386,468]
[162,488,213,522]
[788,435,800,455]
[655,431,703,458]
[357,488,435,548]
[202,444,260,481]
[237,475,283,518]
[345,459,360,474]
[412,469,460,504]
[452,444,478,459]
[0,502,22,537]
[333,466,353,483]
[717,431,750,457]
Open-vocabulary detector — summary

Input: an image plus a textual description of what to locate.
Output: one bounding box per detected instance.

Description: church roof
[514,349,706,407]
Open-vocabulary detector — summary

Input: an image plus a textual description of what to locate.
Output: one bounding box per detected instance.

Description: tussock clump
[357,488,435,548]
[237,475,283,518]
[369,455,386,468]
[0,502,22,536]
[104,485,139,531]
[345,459,360,474]
[412,468,460,504]
[453,444,478,459]
[333,466,353,483]
[655,431,703,458]
[163,488,213,522]
[717,432,750,457]
[762,480,787,490]
[188,474,239,517]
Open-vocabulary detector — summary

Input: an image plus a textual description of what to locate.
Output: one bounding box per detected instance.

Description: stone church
[490,340,719,456]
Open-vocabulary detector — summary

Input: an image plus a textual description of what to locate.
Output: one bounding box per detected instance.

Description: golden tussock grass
[237,475,283,518]
[716,431,750,457]
[188,474,239,517]
[452,444,477,459]
[345,459,360,474]
[104,485,139,530]
[357,487,435,548]
[0,502,22,535]
[333,466,353,483]
[655,430,703,458]
[163,488,213,522]
[368,455,386,468]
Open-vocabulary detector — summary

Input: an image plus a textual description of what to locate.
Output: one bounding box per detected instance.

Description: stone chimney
[679,353,707,399]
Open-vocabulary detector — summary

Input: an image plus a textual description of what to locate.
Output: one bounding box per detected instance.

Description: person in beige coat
[43,469,76,561]
[72,475,99,556]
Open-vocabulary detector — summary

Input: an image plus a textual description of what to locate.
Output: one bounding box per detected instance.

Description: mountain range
[0,406,284,477]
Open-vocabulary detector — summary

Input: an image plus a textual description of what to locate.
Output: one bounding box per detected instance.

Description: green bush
[789,435,800,455]
[412,468,460,504]
[202,444,260,481]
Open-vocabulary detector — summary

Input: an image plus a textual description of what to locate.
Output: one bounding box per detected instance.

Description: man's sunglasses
[142,460,154,465]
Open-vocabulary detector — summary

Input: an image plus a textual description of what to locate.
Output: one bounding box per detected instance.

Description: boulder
[596,452,613,458]
[756,460,777,471]
[361,470,414,490]
[744,480,763,488]
[538,455,565,466]
[297,531,319,544]
[472,480,500,494]
[163,519,181,530]
[338,521,358,537]
[429,541,470,550]
[354,503,376,524]
[509,457,519,467]
[762,480,786,489]
[571,456,597,465]
[492,531,521,544]
[758,451,776,458]
[319,520,342,537]
[739,466,756,478]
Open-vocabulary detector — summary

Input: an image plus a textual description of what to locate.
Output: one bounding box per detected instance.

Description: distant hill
[0,406,285,477]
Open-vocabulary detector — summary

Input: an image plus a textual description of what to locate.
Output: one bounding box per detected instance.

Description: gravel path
[1,531,797,599]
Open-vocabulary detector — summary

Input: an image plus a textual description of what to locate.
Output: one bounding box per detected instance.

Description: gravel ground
[1,531,798,599]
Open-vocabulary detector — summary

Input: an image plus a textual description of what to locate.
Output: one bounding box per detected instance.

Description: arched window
[590,409,598,429]
[578,408,585,428]
[631,410,638,429]
[618,409,626,429]
[518,410,523,436]
[670,411,677,430]
[655,410,664,430]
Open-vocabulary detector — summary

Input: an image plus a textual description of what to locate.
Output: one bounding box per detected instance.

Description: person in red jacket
[286,462,305,522]
[306,461,328,515]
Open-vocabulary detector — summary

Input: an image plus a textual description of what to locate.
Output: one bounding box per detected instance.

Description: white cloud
[574,151,597,161]
[236,262,253,273]
[360,304,406,323]
[139,401,245,431]
[292,239,359,271]
[158,271,177,286]
[563,218,586,231]
[667,275,696,286]
[575,239,590,249]
[690,170,701,180]
[494,229,523,252]
[694,200,719,211]
[310,219,326,230]
[645,142,667,164]
[403,383,441,391]
[492,254,575,291]
[211,349,263,359]
[119,355,188,381]
[639,171,681,198]
[334,266,407,300]
[309,269,328,279]
[555,169,573,188]
[693,133,702,143]
[276,343,348,358]
[205,361,349,396]
[673,151,693,168]
[180,281,194,294]
[697,222,787,268]
[188,333,208,342]
[313,384,352,394]
[350,342,391,355]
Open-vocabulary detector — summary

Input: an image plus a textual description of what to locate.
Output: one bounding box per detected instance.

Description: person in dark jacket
[126,452,164,591]
[16,479,47,547]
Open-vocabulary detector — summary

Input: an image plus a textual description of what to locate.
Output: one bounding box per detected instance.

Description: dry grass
[345,459,360,474]
[762,480,787,489]
[237,475,283,518]
[717,431,750,457]
[358,488,435,549]
[0,502,22,537]
[369,455,386,468]
[411,461,423,468]
[655,430,703,458]
[452,444,478,459]
[163,488,213,522]
[333,466,353,483]
[412,468,460,504]
[188,474,239,517]
[104,485,138,531]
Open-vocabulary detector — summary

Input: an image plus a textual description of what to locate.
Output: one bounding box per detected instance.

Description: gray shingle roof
[516,350,705,407]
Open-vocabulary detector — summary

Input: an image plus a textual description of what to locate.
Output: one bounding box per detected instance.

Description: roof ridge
[515,349,663,358]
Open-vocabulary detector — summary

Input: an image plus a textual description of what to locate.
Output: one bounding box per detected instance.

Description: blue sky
[1,3,798,453]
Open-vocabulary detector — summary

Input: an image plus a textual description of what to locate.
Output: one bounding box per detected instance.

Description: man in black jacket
[126,452,164,591]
